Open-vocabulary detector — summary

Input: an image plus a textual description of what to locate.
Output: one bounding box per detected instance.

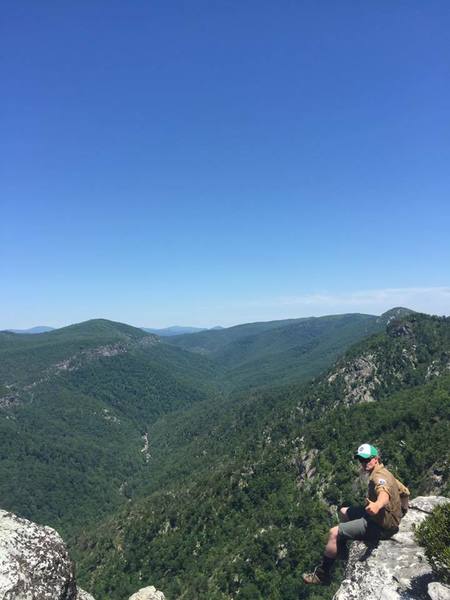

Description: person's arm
[365,490,390,516]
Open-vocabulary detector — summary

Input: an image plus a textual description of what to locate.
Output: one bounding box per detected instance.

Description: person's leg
[338,516,369,542]
[324,526,339,558]
[303,526,339,585]
[303,513,370,585]
[337,506,365,558]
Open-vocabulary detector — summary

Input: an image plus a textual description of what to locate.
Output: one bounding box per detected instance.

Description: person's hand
[365,498,380,516]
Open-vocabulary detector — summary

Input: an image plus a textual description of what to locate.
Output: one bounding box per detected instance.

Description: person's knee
[339,506,349,522]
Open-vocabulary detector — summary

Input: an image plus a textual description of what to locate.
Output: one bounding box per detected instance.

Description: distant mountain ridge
[142,325,208,336]
[4,326,54,334]
[3,324,222,337]
[3,310,413,339]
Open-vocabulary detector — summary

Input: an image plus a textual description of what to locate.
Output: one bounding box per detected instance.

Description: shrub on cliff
[416,502,450,584]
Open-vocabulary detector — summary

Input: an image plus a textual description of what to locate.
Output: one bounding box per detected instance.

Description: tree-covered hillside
[0,313,387,538]
[76,378,449,600]
[168,312,391,390]
[0,321,220,536]
[75,312,450,600]
[0,318,153,385]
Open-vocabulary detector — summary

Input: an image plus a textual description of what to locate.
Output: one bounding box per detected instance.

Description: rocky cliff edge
[0,509,166,600]
[334,496,450,600]
[0,508,92,599]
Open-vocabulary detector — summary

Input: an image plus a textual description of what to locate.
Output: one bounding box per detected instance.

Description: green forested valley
[0,309,449,599]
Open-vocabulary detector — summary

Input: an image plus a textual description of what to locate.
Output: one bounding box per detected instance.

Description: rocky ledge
[335,496,450,600]
[0,509,167,600]
[0,509,93,599]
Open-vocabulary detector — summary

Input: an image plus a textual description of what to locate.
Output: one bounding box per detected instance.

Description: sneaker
[302,566,331,585]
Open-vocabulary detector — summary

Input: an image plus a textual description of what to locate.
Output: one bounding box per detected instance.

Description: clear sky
[2,1,450,329]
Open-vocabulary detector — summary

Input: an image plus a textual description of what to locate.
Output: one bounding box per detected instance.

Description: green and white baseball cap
[355,443,378,459]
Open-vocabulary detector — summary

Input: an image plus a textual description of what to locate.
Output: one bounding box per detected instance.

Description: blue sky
[2,1,450,328]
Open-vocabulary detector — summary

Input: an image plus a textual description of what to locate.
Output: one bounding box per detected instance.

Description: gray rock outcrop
[427,582,450,600]
[334,496,449,600]
[128,586,166,600]
[77,590,96,600]
[0,509,94,599]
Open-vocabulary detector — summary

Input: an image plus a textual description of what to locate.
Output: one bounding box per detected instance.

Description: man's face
[358,456,378,472]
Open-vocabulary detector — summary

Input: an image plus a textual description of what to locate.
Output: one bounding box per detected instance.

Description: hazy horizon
[3,291,450,331]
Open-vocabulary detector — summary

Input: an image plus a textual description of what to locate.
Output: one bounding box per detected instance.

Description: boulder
[428,582,450,600]
[334,496,449,600]
[128,586,166,600]
[77,590,96,600]
[0,509,94,600]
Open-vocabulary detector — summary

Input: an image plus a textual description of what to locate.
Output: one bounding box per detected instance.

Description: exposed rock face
[25,336,159,391]
[0,507,168,600]
[77,590,96,600]
[425,355,450,380]
[2,335,159,408]
[128,586,166,600]
[0,509,94,600]
[425,462,448,495]
[334,496,450,600]
[388,321,414,338]
[296,447,319,485]
[428,582,450,600]
[327,353,381,405]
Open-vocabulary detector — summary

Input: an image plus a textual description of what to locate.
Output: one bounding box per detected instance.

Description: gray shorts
[338,506,398,542]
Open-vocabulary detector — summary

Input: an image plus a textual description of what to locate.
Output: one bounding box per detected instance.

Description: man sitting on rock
[303,443,410,585]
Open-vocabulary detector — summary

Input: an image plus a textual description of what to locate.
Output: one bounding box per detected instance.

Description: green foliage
[168,313,385,390]
[0,322,220,537]
[303,377,450,499]
[0,318,150,385]
[416,503,450,584]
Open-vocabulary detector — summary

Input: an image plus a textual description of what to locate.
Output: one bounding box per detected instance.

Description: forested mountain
[0,320,220,535]
[0,318,153,385]
[75,312,450,600]
[166,310,410,390]
[0,310,448,600]
[0,312,387,536]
